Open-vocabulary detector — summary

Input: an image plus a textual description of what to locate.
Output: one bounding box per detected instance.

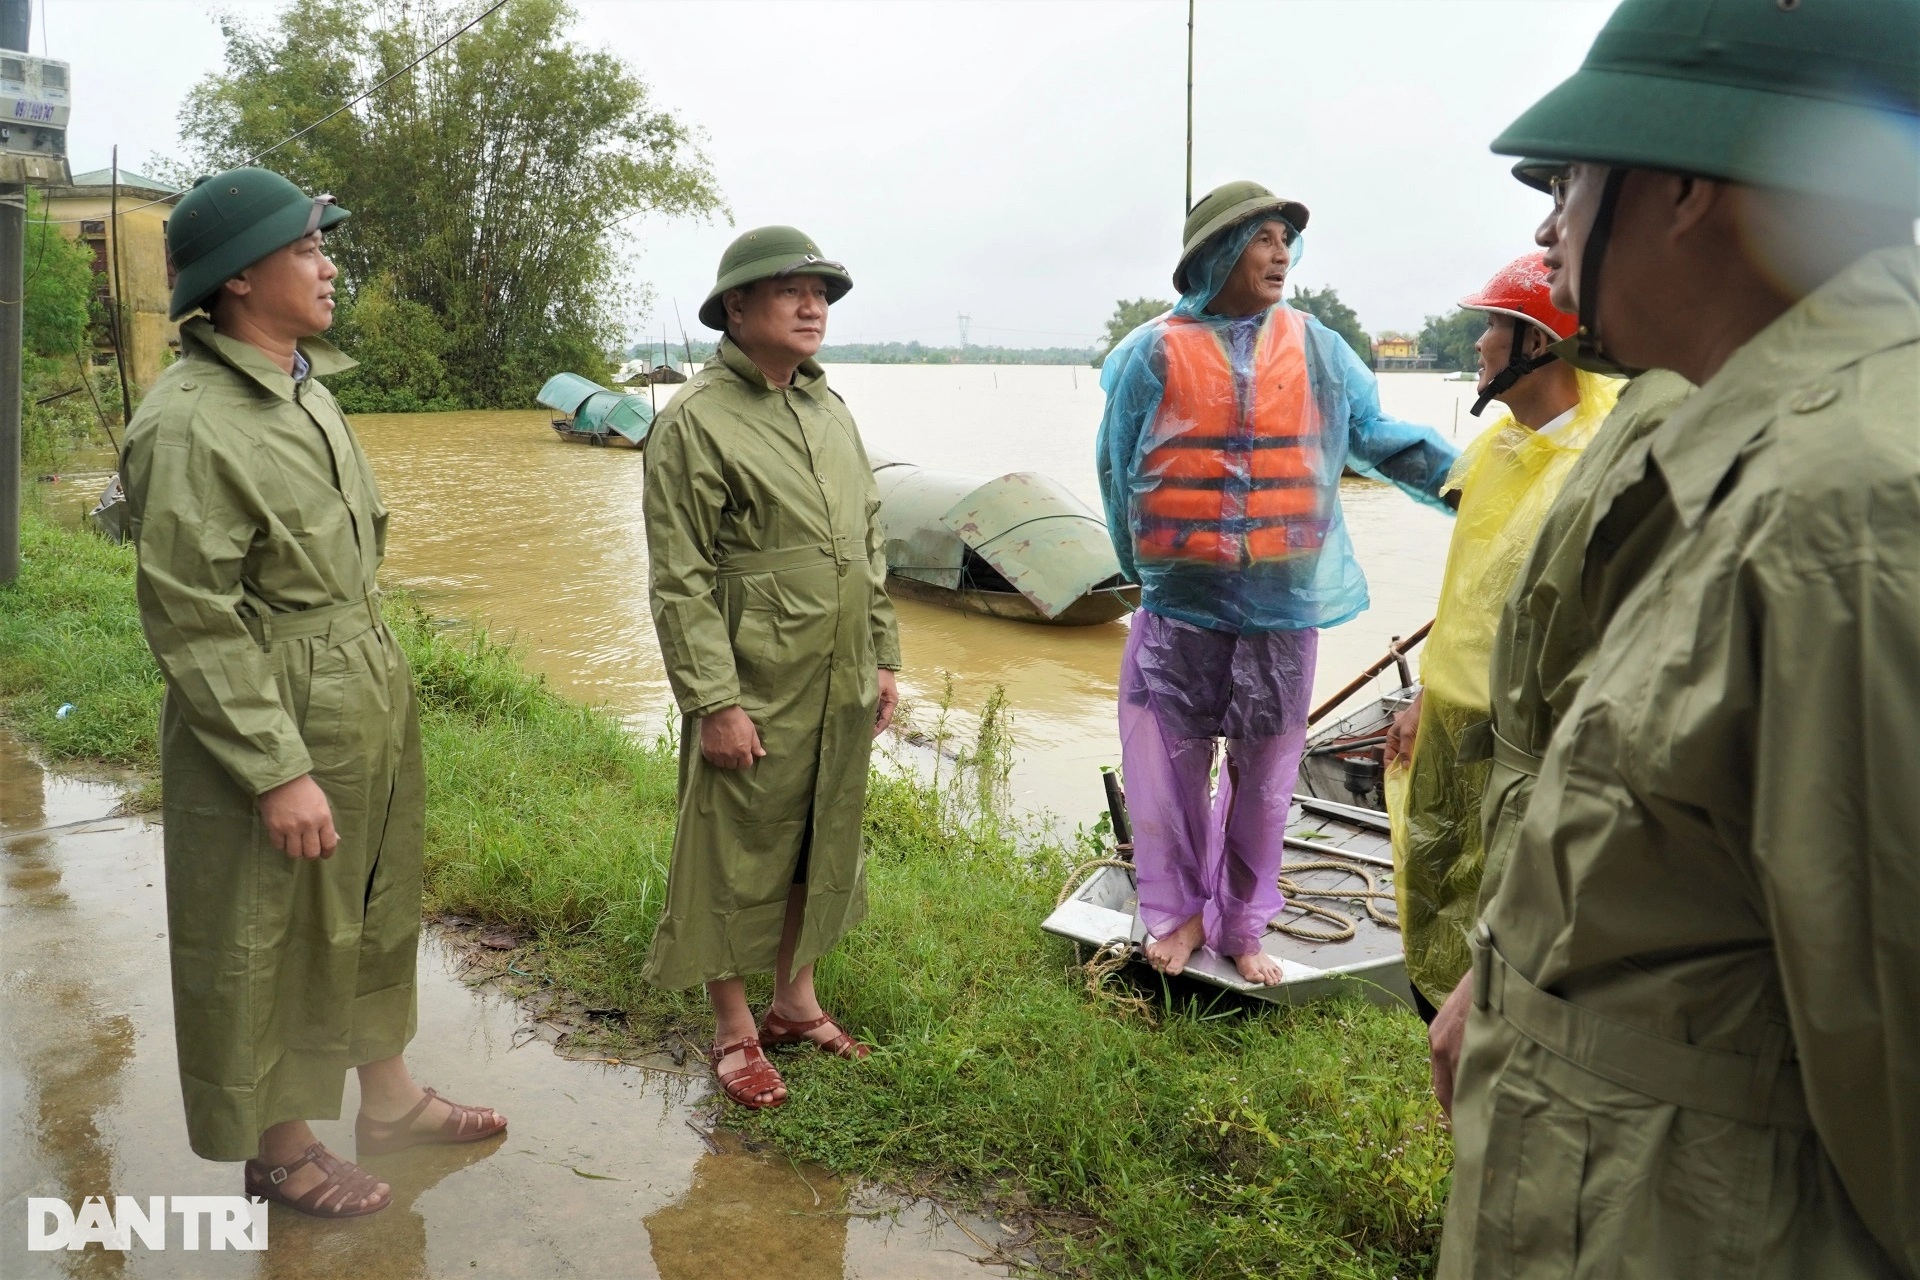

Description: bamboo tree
[173,0,725,408]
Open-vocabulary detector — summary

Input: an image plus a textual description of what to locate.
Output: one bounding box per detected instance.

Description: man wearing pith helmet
[641,226,901,1110]
[1427,0,1920,1273]
[1095,181,1456,988]
[120,167,504,1219]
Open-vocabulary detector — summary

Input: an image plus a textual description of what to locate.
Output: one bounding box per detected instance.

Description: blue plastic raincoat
[1096,220,1457,633]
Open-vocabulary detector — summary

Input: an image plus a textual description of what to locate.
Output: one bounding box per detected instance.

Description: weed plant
[1,510,1451,1278]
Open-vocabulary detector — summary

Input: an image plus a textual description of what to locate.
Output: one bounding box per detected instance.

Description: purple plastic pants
[1118,610,1318,957]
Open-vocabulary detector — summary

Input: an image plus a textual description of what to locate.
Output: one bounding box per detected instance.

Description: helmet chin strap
[1571,166,1646,378]
[1470,318,1560,417]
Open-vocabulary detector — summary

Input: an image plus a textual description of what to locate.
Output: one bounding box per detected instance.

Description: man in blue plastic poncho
[1096,180,1456,985]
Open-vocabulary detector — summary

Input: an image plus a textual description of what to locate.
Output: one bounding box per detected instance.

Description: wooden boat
[537,372,653,448]
[870,453,1139,626]
[1044,634,1427,1009]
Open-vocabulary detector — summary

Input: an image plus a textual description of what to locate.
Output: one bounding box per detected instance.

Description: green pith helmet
[1510,157,1562,196]
[1492,0,1920,212]
[1173,181,1310,294]
[166,167,350,320]
[697,225,852,331]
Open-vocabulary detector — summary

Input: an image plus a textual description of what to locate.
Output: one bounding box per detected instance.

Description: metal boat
[537,372,653,448]
[870,452,1139,625]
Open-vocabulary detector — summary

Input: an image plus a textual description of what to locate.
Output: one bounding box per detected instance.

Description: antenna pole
[1185,0,1195,214]
[109,148,133,429]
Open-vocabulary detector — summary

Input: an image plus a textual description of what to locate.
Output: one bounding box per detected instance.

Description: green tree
[1092,296,1172,368]
[20,190,113,474]
[172,0,724,408]
[1417,308,1487,372]
[1288,285,1372,365]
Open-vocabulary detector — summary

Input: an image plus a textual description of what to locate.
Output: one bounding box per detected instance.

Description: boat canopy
[537,372,654,446]
[869,453,1128,621]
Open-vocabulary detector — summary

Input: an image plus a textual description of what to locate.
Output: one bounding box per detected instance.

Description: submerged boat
[537,372,654,448]
[870,453,1139,626]
[1043,648,1420,1009]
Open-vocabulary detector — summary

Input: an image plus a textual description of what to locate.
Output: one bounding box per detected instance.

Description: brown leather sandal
[711,1035,787,1108]
[355,1087,507,1156]
[244,1143,391,1219]
[759,1009,870,1060]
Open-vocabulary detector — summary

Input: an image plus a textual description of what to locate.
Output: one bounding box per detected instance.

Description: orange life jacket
[1135,308,1327,565]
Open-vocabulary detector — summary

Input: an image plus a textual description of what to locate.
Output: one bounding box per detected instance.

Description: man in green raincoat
[642,226,901,1110]
[121,168,503,1219]
[1429,1,1920,1273]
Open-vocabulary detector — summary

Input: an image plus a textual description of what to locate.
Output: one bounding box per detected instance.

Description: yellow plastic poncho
[1387,369,1619,1005]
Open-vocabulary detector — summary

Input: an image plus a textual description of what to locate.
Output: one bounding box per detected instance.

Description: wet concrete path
[0,736,1008,1278]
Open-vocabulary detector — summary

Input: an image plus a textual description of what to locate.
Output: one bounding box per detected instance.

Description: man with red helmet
[1384,252,1618,1019]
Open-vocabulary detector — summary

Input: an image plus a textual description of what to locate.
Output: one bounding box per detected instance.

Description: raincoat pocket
[1474,1080,1590,1280]
[301,640,368,783]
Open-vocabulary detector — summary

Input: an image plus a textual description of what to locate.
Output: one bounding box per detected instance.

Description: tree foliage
[172,0,724,409]
[20,190,115,473]
[1092,296,1172,368]
[1288,285,1372,366]
[1417,308,1487,373]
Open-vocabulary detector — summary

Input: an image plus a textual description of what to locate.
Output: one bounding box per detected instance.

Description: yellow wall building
[45,168,182,396]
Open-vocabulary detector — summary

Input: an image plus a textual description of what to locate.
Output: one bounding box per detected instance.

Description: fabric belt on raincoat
[715,545,867,576]
[242,591,383,650]
[1470,923,1809,1128]
[1491,728,1542,778]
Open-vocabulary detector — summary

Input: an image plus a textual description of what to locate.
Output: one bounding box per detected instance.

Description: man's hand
[1429,973,1474,1117]
[1385,688,1424,766]
[258,774,339,860]
[874,669,899,738]
[700,706,766,770]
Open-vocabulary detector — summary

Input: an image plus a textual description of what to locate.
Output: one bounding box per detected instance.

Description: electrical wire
[36,0,513,225]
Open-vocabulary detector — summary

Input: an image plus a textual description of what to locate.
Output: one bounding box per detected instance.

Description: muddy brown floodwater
[350,364,1475,826]
[0,735,1010,1278]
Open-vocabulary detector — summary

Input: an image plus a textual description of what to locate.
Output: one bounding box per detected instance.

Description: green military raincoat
[121,318,423,1162]
[641,340,900,991]
[1441,249,1920,1277]
[1475,369,1693,909]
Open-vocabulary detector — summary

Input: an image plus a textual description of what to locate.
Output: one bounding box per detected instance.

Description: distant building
[45,168,183,394]
[1373,335,1436,371]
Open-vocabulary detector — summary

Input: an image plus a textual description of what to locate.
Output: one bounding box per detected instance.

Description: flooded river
[353,365,1478,824]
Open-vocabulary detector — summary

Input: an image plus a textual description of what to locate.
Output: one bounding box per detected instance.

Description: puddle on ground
[0,734,1010,1278]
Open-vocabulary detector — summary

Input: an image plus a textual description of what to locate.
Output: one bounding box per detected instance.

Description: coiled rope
[1269,860,1400,942]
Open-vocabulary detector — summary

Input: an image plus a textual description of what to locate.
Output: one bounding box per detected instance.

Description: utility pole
[0,0,29,586]
[957,313,970,349]
[1185,0,1195,215]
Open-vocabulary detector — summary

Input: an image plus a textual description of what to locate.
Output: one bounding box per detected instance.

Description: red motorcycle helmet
[1460,252,1576,343]
[1459,252,1576,415]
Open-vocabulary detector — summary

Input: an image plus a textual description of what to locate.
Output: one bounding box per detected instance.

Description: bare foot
[1144,914,1206,975]
[1231,949,1284,987]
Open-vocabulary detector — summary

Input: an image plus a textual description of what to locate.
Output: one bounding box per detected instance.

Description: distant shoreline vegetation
[633,338,1098,367]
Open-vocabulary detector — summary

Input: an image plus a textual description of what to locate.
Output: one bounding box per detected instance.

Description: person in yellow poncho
[1384,252,1617,1018]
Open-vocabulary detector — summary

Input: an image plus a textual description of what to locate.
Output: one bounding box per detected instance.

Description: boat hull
[883,571,1138,626]
[550,421,641,448]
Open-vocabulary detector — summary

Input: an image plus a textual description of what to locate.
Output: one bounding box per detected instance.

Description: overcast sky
[58,0,1614,348]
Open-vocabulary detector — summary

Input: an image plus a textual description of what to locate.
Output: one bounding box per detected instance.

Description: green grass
[0,507,1451,1278]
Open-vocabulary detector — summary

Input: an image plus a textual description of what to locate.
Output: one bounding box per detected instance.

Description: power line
[251,0,510,164]
[37,0,512,226]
